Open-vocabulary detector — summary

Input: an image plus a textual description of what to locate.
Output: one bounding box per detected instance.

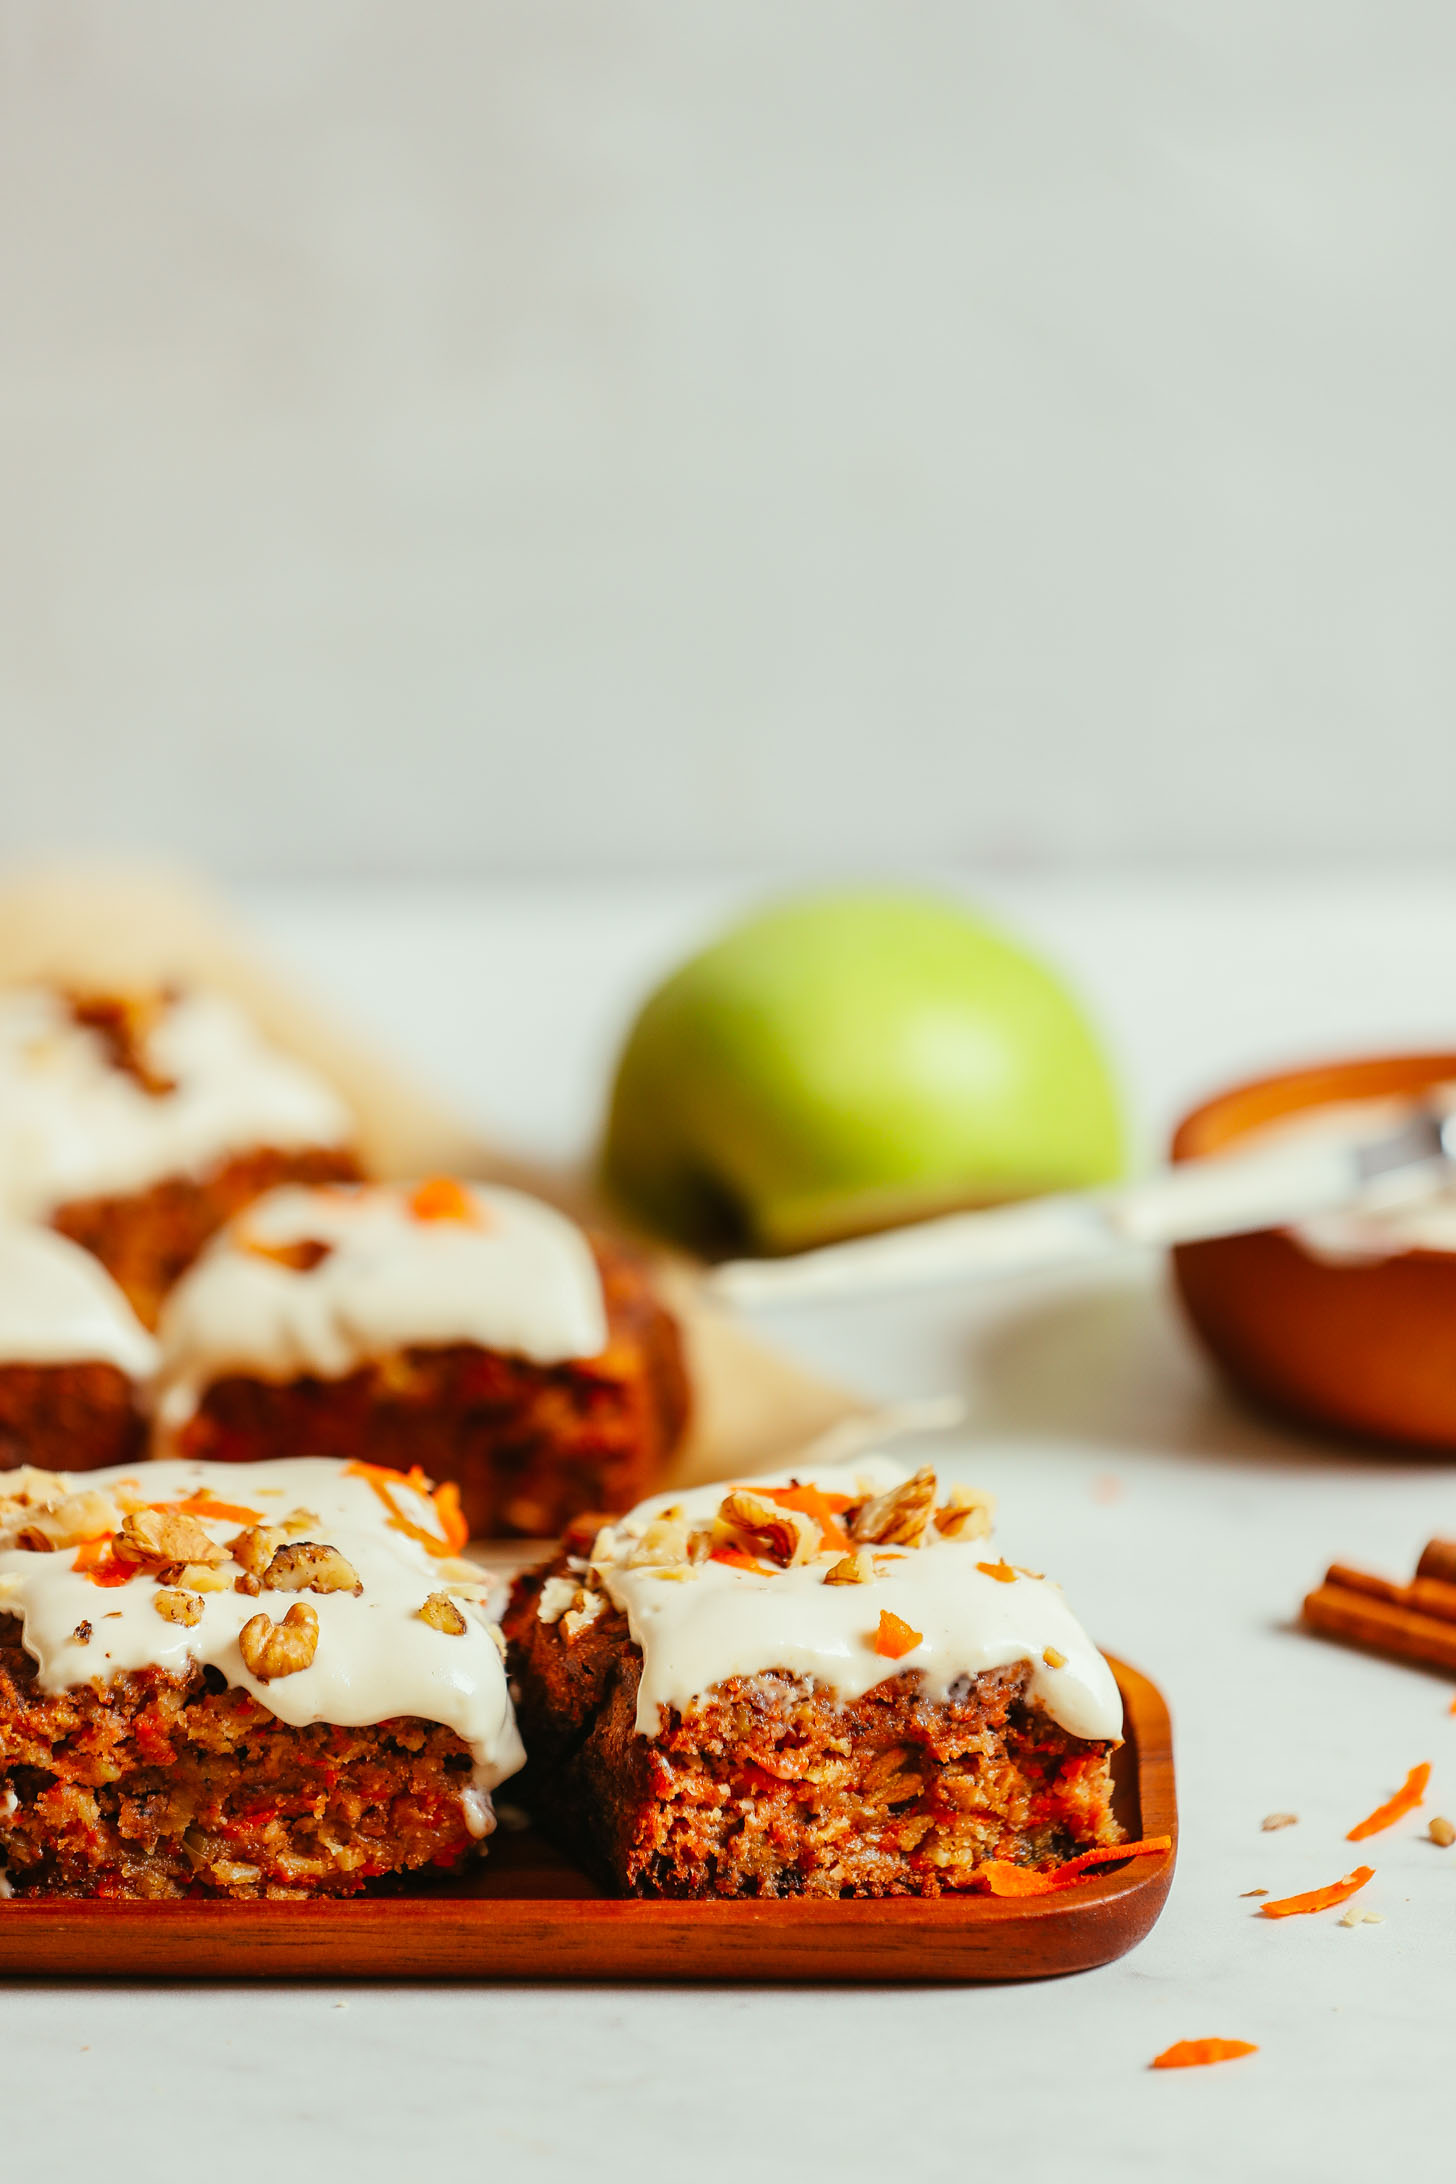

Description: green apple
[601,890,1124,1253]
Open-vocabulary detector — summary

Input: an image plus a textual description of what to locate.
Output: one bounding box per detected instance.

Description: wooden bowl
[1171,1053,1456,1451]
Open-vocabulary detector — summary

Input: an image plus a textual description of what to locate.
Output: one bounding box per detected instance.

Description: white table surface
[10,870,1456,2183]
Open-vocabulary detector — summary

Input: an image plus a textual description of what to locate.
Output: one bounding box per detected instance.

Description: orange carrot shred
[763,1483,853,1555]
[1151,2040,1258,2071]
[408,1177,482,1226]
[71,1535,134,1588]
[977,1836,1173,1896]
[345,1461,465,1557]
[168,1495,263,1526]
[1259,1866,1375,1918]
[977,1559,1019,1584]
[1347,1762,1431,1841]
[873,1610,923,1660]
[709,1545,767,1572]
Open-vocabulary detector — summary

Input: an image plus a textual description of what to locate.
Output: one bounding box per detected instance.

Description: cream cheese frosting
[0,1224,157,1376]
[581,1455,1123,1743]
[0,985,353,1220]
[0,1457,524,1805]
[1225,1098,1456,1264]
[152,1180,609,1436]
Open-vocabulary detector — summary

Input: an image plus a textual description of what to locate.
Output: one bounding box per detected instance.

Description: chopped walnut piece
[852,1467,936,1549]
[1430,1816,1456,1847]
[239,1601,319,1680]
[153,1588,205,1627]
[823,1548,875,1586]
[626,1513,695,1569]
[114,1509,227,1575]
[280,1507,321,1538]
[562,1591,605,1639]
[261,1542,362,1597]
[234,1572,262,1597]
[1042,1646,1067,1669]
[1260,1812,1299,1832]
[537,1575,579,1625]
[227,1525,286,1576]
[71,1620,92,1646]
[419,1590,468,1635]
[714,1489,819,1567]
[13,1489,123,1553]
[933,1484,996,1542]
[177,1561,230,1593]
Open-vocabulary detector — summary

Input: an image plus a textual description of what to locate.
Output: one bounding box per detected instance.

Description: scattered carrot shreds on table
[1151,2040,1258,2071]
[1347,1762,1431,1841]
[1259,1866,1375,1919]
[977,1837,1173,1896]
[874,1610,923,1660]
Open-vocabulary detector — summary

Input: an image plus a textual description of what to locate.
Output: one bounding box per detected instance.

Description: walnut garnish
[626,1511,696,1569]
[71,1620,92,1645]
[261,1542,362,1597]
[419,1591,467,1635]
[852,1467,936,1549]
[1430,1816,1456,1847]
[1042,1645,1067,1668]
[227,1525,285,1576]
[239,1601,319,1680]
[114,1509,227,1576]
[714,1490,819,1567]
[280,1507,321,1538]
[13,1489,123,1552]
[234,1572,262,1597]
[934,1484,996,1542]
[562,1591,605,1639]
[823,1548,875,1586]
[537,1575,579,1625]
[177,1561,230,1593]
[153,1588,205,1627]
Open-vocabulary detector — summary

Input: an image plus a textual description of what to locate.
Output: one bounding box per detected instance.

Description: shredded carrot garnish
[408,1177,482,1226]
[977,1559,1019,1584]
[977,1836,1173,1896]
[345,1461,466,1557]
[165,1495,263,1527]
[763,1483,853,1556]
[873,1610,923,1660]
[709,1546,767,1572]
[1347,1762,1431,1841]
[71,1535,134,1588]
[1151,2040,1257,2071]
[1259,1866,1375,1918]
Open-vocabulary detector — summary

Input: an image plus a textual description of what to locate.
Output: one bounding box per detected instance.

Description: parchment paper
[0,864,866,1489]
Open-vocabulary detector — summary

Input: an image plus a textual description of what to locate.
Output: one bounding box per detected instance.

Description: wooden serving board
[0,1657,1174,1983]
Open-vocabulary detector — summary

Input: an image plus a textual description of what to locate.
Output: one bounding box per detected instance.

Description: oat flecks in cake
[0,1456,525,1901]
[506,1453,1125,1900]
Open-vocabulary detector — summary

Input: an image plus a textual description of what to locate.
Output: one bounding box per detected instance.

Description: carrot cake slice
[152,1179,690,1539]
[504,1455,1124,1897]
[0,1225,157,1473]
[0,1456,522,1898]
[0,984,360,1326]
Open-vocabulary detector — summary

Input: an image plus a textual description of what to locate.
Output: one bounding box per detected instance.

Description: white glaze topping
[0,1224,157,1376]
[0,985,352,1220]
[0,1457,524,1796]
[153,1181,609,1436]
[586,1456,1123,1744]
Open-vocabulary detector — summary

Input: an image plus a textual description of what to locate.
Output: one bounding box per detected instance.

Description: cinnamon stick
[1416,1539,1456,1587]
[1303,1582,1456,1674]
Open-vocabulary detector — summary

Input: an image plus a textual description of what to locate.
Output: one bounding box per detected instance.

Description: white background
[2,1,1455,876]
